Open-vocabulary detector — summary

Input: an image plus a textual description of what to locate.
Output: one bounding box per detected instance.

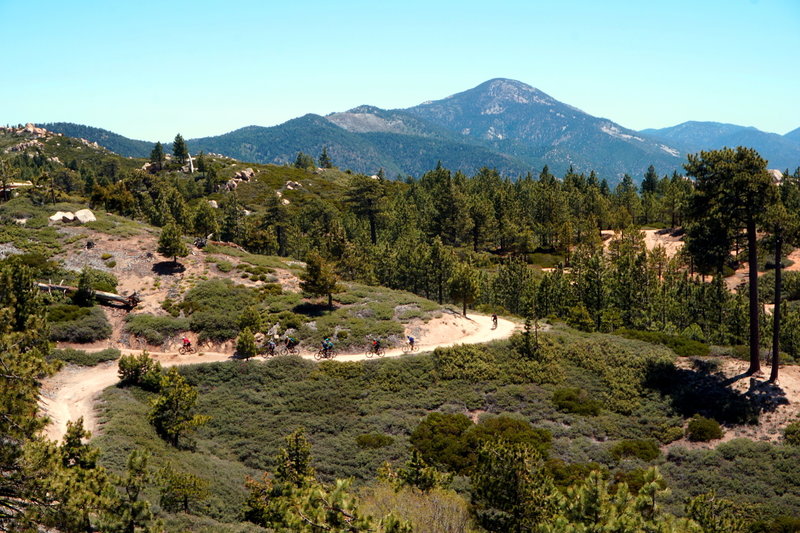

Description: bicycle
[178,345,196,355]
[259,343,278,358]
[366,343,386,358]
[314,347,335,360]
[402,341,419,353]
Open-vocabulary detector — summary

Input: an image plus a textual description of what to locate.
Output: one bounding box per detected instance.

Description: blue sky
[1,0,798,141]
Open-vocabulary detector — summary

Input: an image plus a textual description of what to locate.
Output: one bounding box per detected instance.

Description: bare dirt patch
[665,357,800,450]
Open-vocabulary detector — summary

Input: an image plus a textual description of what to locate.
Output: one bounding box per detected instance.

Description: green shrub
[784,422,800,446]
[216,260,234,273]
[659,426,685,444]
[552,387,601,416]
[356,433,394,449]
[180,279,257,341]
[567,305,595,332]
[410,413,474,473]
[118,352,163,391]
[616,329,709,357]
[686,415,723,442]
[469,414,552,456]
[49,347,120,366]
[49,306,112,342]
[610,439,661,462]
[101,253,113,260]
[432,345,500,382]
[125,314,190,345]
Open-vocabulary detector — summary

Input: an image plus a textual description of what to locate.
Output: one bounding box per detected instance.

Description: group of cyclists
[180,332,422,359]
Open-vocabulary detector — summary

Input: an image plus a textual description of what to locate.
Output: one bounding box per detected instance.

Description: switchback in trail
[39,313,519,441]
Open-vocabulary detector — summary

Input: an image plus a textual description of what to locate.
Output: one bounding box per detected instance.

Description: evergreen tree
[686,147,778,373]
[294,152,315,170]
[449,260,480,317]
[236,327,258,359]
[156,222,188,265]
[192,200,220,238]
[471,441,558,532]
[148,367,210,447]
[156,463,209,513]
[346,174,386,245]
[318,146,333,169]
[300,252,343,309]
[149,142,165,171]
[172,134,188,165]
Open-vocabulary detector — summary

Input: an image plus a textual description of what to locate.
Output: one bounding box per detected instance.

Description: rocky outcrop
[74,209,97,223]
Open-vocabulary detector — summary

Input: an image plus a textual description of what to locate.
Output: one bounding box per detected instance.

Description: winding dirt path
[39,314,519,441]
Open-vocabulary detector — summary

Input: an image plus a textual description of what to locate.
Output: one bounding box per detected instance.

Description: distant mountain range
[41,79,799,181]
[640,121,800,171]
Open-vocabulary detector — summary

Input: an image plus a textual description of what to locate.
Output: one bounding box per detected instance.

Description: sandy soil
[601,229,685,259]
[665,357,800,450]
[39,313,520,441]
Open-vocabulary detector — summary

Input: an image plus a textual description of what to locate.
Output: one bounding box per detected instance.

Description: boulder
[285,181,302,190]
[208,200,218,208]
[49,211,75,222]
[74,209,97,223]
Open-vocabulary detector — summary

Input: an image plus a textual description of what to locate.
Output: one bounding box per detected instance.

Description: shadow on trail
[152,261,186,275]
[644,359,788,425]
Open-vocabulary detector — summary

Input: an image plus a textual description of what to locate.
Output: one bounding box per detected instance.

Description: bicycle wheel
[402,344,410,353]
[314,350,324,361]
[365,349,374,358]
[377,347,386,357]
[178,347,187,355]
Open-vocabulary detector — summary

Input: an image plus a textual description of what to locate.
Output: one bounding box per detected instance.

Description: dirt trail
[39,314,519,441]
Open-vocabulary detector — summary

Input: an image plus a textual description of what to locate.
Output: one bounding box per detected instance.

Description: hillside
[41,122,155,158]
[4,125,800,532]
[641,121,800,170]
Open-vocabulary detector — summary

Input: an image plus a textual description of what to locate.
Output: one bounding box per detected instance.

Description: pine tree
[471,441,558,532]
[300,252,343,309]
[156,222,188,265]
[148,367,210,447]
[172,134,189,165]
[236,327,258,359]
[149,142,165,171]
[156,463,209,513]
[346,174,386,245]
[318,146,332,169]
[448,260,481,317]
[686,147,778,373]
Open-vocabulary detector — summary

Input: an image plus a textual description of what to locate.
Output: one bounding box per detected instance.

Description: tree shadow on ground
[644,359,788,425]
[292,302,330,317]
[152,261,186,275]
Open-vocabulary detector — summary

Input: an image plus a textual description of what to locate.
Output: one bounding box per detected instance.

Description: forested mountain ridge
[36,78,689,182]
[642,121,800,170]
[40,122,154,158]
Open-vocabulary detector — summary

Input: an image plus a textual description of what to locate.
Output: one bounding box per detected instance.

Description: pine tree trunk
[770,227,783,382]
[328,292,333,310]
[369,214,377,245]
[747,219,761,374]
[462,299,467,317]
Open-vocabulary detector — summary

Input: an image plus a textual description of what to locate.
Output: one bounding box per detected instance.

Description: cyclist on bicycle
[286,336,299,350]
[322,337,334,356]
[407,335,415,349]
[182,336,192,349]
[491,314,498,328]
[266,338,277,354]
[372,338,381,352]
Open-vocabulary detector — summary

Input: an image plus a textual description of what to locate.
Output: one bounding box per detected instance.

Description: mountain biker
[266,338,277,353]
[372,338,381,352]
[182,336,191,348]
[286,336,299,350]
[322,337,334,355]
[491,314,498,328]
[407,335,415,349]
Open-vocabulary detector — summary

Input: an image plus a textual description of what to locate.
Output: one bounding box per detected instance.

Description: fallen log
[36,283,140,309]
